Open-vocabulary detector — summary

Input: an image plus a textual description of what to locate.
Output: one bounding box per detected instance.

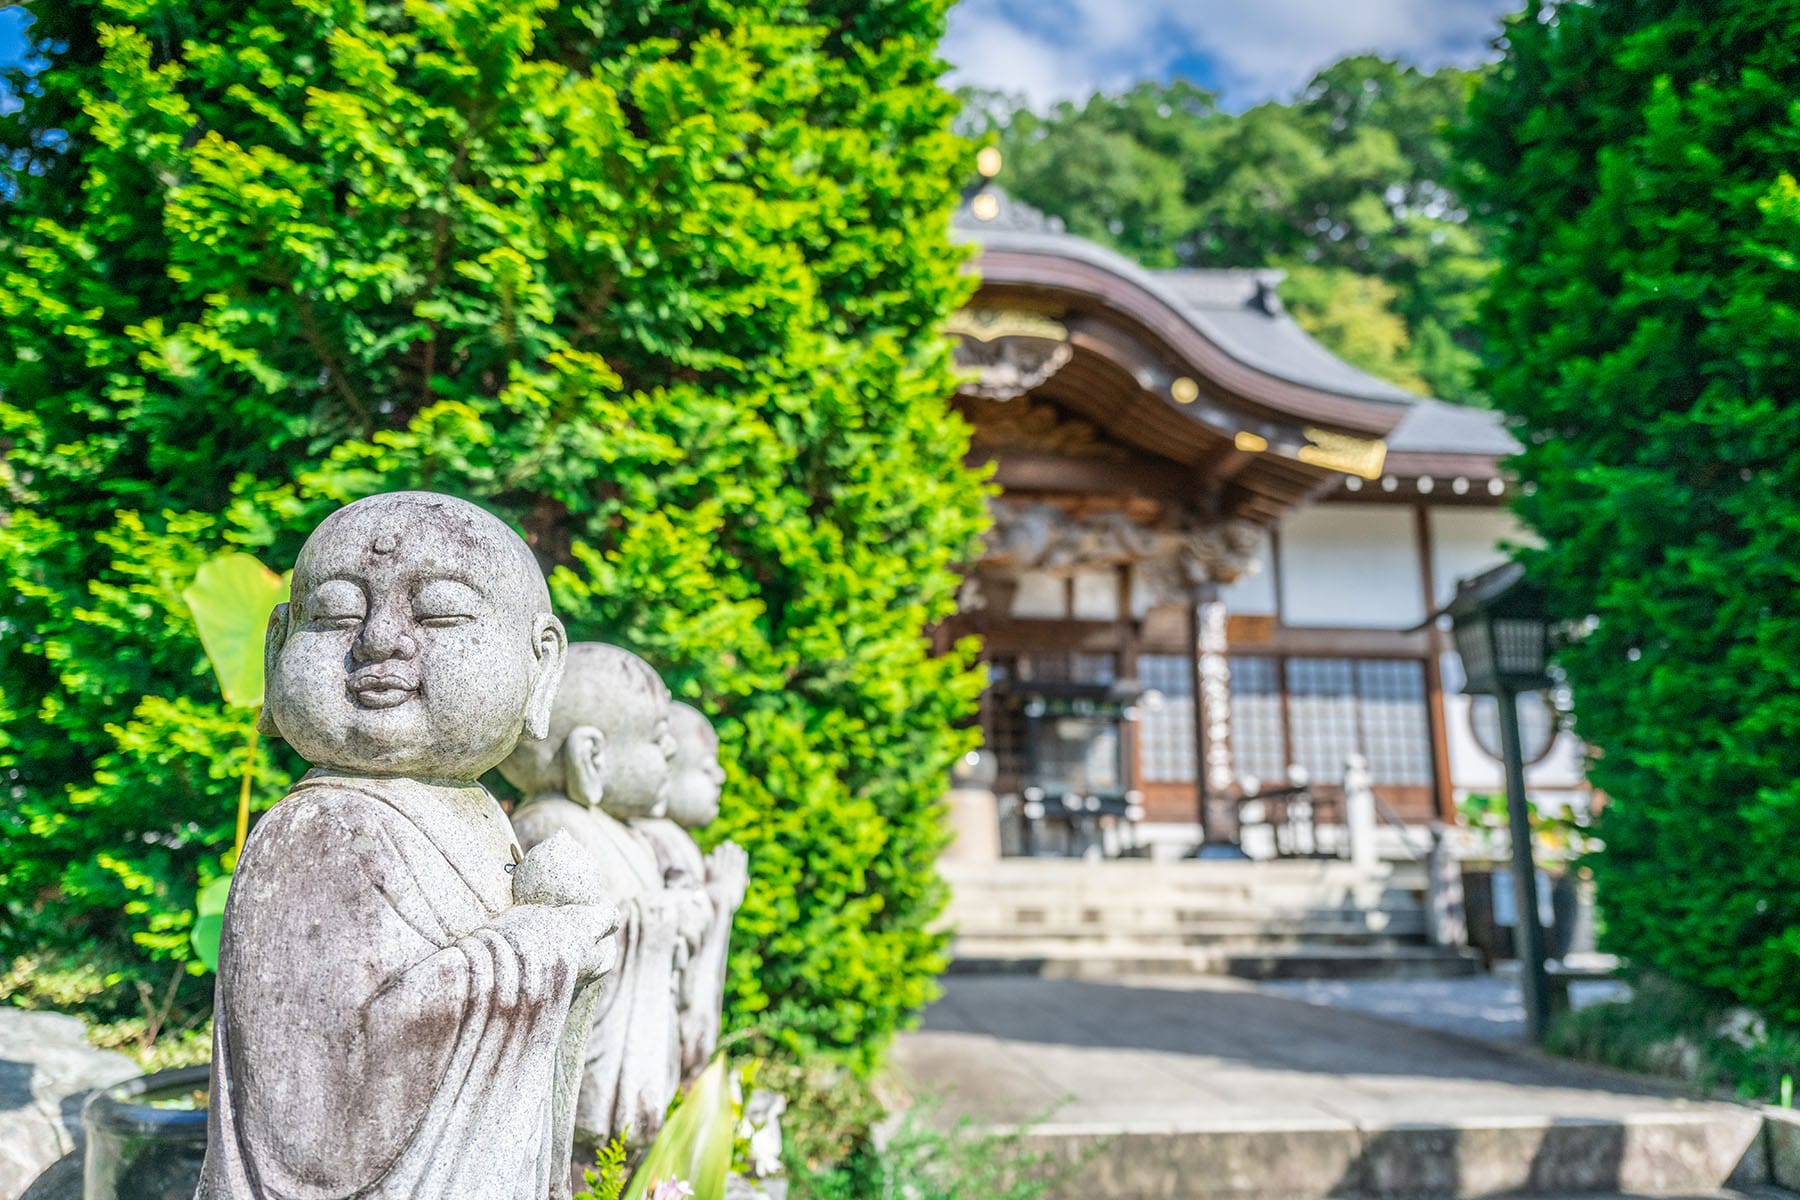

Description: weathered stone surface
[504,643,692,1148]
[200,492,617,1200]
[0,1009,135,1200]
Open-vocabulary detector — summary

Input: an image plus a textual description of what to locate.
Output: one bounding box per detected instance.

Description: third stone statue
[198,491,619,1200]
[632,701,748,1079]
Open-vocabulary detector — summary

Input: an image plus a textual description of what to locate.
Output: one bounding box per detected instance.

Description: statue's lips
[348,673,420,709]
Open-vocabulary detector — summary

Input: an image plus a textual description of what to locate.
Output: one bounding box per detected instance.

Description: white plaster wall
[1276,505,1424,629]
[1010,570,1065,618]
[1427,507,1536,608]
[1217,530,1277,617]
[1071,569,1121,620]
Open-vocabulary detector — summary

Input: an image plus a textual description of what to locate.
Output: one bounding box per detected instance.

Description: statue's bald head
[665,702,724,829]
[499,643,675,818]
[262,492,567,779]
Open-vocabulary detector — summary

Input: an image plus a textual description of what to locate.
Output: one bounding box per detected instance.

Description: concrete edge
[1005,1108,1768,1200]
[1763,1106,1800,1192]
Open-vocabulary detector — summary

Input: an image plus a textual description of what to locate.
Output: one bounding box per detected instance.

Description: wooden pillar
[1413,504,1457,821]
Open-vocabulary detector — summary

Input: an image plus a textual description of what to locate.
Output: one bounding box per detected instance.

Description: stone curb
[1014,1108,1768,1200]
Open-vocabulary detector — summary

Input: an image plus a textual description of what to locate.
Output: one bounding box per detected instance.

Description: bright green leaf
[182,554,289,708]
[625,1056,735,1200]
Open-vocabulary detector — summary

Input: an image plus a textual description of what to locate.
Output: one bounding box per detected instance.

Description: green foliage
[787,1102,1060,1200]
[0,0,986,1070]
[964,57,1491,402]
[574,1134,631,1200]
[766,1060,1065,1200]
[1550,972,1800,1103]
[1460,0,1800,1024]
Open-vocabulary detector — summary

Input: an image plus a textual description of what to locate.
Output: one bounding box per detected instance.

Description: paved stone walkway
[1259,972,1630,1045]
[891,976,1761,1200]
[895,974,1696,1128]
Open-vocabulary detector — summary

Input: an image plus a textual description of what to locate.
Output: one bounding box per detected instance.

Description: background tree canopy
[0,0,986,1072]
[963,57,1492,404]
[1462,0,1800,1023]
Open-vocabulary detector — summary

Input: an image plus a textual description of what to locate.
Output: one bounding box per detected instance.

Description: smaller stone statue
[631,702,748,1078]
[199,491,619,1200]
[502,644,704,1150]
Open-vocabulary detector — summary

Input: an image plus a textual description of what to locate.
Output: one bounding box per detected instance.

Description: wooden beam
[977,617,1129,656]
[987,452,1199,506]
[1226,624,1434,659]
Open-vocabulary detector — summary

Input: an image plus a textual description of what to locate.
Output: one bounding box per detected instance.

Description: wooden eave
[962,259,1414,523]
[974,251,1411,438]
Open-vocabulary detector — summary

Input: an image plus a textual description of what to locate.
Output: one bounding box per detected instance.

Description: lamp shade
[1444,563,1553,694]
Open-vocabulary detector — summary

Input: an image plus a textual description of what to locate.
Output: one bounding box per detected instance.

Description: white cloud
[943,0,1519,110]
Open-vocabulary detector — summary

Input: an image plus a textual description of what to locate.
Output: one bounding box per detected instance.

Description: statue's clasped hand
[508,831,620,984]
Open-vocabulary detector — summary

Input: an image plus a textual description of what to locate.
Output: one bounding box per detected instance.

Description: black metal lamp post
[1444,562,1556,1043]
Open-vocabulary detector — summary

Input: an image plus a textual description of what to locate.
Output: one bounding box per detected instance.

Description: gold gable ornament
[1296,427,1388,480]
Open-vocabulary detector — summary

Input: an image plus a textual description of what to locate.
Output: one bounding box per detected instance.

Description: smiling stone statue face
[260,492,566,779]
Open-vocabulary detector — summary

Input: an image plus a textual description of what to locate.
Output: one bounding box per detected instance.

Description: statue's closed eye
[413,578,485,629]
[303,579,367,629]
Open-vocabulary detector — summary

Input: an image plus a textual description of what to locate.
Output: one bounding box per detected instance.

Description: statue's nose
[352,605,419,662]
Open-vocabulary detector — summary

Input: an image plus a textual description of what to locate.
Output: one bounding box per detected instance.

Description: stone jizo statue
[502,644,703,1149]
[632,702,748,1078]
[198,491,619,1200]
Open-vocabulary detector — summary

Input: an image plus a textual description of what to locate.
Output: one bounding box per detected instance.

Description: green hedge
[0,0,986,1071]
[1462,0,1800,1022]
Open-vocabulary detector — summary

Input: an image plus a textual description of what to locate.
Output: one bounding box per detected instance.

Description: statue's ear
[523,613,567,741]
[256,603,290,739]
[563,725,606,807]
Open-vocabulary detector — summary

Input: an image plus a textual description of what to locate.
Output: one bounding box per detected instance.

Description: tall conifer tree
[1463,0,1800,1020]
[0,0,986,1069]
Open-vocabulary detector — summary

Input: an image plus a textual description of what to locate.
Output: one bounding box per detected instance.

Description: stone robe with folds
[511,798,679,1147]
[198,772,594,1200]
[631,818,739,1079]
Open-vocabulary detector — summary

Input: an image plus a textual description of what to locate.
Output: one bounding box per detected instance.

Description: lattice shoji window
[1353,659,1433,786]
[1137,653,1195,783]
[1284,657,1361,784]
[1228,655,1290,786]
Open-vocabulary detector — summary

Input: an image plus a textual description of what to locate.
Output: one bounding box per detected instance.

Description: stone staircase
[942,857,1479,980]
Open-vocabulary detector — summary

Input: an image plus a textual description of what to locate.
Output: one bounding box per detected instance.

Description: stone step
[953,928,1429,949]
[946,941,1479,981]
[951,911,1429,935]
[945,892,1426,919]
[1017,1110,1770,1200]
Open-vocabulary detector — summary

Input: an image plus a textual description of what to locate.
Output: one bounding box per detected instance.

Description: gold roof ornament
[946,309,1069,344]
[1296,427,1388,480]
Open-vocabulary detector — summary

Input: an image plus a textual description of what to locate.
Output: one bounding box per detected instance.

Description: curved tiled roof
[954,187,1510,464]
[1388,398,1517,457]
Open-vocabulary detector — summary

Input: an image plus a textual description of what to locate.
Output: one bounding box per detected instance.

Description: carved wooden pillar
[1193,588,1234,844]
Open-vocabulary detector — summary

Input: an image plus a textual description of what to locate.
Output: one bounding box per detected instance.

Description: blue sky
[1,3,1519,115]
[0,7,36,116]
[943,0,1522,110]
